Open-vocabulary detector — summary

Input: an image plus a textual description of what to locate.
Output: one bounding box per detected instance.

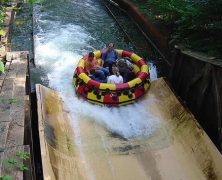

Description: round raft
[73,49,150,106]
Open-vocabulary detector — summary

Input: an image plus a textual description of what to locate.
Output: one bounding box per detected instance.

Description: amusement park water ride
[73,49,150,106]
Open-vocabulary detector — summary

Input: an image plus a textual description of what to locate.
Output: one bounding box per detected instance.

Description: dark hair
[88,52,94,58]
[89,69,95,74]
[108,43,114,48]
[112,65,120,77]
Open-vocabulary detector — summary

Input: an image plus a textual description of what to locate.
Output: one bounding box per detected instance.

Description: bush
[131,0,222,58]
[0,0,11,30]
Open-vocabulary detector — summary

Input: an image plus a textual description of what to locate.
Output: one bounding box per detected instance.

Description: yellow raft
[73,49,150,106]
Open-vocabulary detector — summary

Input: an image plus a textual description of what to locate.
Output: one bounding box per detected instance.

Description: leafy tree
[131,0,222,57]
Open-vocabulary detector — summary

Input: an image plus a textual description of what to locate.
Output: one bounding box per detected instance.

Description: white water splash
[34,14,96,179]
[35,21,160,139]
[149,63,158,81]
[34,4,160,178]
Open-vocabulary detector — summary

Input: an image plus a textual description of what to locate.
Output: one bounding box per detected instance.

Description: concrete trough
[36,78,222,180]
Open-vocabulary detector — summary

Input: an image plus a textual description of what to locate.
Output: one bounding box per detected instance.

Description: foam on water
[35,19,160,139]
[149,63,158,81]
[34,4,160,177]
[34,15,96,178]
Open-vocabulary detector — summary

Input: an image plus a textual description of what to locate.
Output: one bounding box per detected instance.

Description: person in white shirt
[107,66,123,84]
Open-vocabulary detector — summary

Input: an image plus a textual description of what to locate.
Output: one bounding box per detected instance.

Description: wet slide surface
[36,78,222,180]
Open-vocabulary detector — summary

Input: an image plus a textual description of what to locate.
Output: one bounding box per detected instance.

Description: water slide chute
[36,78,222,180]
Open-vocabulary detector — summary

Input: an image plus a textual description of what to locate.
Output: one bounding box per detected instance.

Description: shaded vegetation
[0,1,7,35]
[0,150,30,180]
[131,0,222,58]
[0,0,43,29]
[0,0,44,50]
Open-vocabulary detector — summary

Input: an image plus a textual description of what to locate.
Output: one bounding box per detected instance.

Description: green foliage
[0,175,13,180]
[17,164,29,171]
[7,158,17,165]
[0,0,10,5]
[28,0,34,4]
[0,7,5,26]
[0,60,5,74]
[131,0,222,57]
[1,150,30,179]
[16,150,30,160]
[0,28,7,36]
[0,0,45,33]
[9,98,17,104]
[0,0,10,34]
[28,0,44,5]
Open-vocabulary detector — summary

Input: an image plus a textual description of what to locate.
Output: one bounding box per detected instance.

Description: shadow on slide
[36,78,222,180]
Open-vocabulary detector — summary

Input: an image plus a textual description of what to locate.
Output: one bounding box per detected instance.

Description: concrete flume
[36,78,222,180]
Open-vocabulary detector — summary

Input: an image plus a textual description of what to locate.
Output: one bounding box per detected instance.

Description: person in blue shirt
[102,43,118,73]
